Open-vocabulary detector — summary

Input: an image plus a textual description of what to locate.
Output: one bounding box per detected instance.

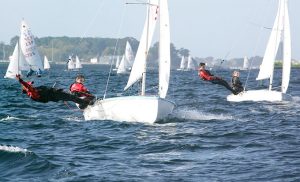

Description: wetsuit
[70,82,95,109]
[18,78,89,106]
[199,68,236,94]
[232,76,244,95]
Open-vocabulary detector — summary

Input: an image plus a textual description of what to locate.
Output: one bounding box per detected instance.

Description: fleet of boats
[2,0,296,123]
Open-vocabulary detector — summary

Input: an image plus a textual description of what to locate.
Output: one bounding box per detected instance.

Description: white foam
[173,108,233,121]
[0,115,31,122]
[64,116,84,122]
[0,116,21,121]
[0,145,29,153]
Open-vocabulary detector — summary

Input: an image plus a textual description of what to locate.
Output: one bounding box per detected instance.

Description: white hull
[83,96,175,124]
[227,90,286,102]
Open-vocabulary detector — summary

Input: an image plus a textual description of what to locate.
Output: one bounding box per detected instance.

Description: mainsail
[158,0,171,98]
[281,0,291,93]
[20,20,43,71]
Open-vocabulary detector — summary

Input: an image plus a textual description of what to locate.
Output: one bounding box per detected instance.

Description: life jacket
[199,69,214,81]
[19,79,40,101]
[69,83,89,97]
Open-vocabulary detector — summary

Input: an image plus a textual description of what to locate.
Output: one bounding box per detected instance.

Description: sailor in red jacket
[16,74,89,105]
[198,63,237,94]
[70,75,95,107]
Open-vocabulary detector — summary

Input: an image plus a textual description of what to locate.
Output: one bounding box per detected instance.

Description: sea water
[0,63,299,181]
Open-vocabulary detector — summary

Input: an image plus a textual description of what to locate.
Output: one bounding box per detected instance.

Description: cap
[199,63,206,66]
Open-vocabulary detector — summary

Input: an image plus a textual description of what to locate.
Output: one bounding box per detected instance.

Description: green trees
[2,36,185,68]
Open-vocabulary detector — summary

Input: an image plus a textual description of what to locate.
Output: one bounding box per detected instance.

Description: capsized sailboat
[84,0,175,123]
[227,0,291,102]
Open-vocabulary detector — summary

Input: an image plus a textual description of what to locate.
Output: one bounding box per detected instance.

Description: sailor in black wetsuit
[231,70,244,95]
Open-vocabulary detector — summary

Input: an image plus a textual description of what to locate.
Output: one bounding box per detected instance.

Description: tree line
[1,36,191,69]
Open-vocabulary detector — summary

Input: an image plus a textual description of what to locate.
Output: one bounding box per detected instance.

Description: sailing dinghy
[83,0,175,123]
[4,20,43,78]
[227,0,291,102]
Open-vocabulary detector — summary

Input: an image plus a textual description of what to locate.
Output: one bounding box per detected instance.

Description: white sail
[117,55,127,74]
[75,56,83,69]
[83,0,175,123]
[20,20,43,71]
[281,0,291,93]
[158,0,170,98]
[227,0,292,102]
[44,56,50,70]
[187,55,195,70]
[256,0,284,81]
[243,56,249,70]
[179,56,186,70]
[124,0,159,90]
[4,43,22,79]
[125,41,134,67]
[115,56,120,69]
[68,56,75,70]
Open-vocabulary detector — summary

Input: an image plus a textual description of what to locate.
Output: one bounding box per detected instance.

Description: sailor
[198,62,236,94]
[70,75,95,108]
[16,74,89,106]
[26,68,35,77]
[231,70,244,95]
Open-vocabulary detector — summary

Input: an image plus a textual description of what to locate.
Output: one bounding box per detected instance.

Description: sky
[0,0,299,60]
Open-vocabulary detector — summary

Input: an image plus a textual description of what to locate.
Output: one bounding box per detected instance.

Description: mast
[141,0,151,96]
[51,40,53,62]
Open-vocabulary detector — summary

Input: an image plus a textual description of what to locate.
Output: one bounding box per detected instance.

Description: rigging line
[244,0,274,89]
[79,0,105,42]
[221,0,273,64]
[103,1,128,99]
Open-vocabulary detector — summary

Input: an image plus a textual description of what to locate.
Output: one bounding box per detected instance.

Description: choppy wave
[0,64,300,181]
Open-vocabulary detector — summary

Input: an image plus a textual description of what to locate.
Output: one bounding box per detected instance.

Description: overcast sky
[0,0,299,59]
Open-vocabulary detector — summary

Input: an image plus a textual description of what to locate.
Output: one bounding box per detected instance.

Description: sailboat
[241,56,249,70]
[186,55,195,71]
[113,56,120,71]
[227,0,291,102]
[4,20,43,78]
[116,55,128,74]
[4,43,29,78]
[75,55,83,70]
[44,56,51,70]
[83,0,175,123]
[116,41,134,74]
[67,56,75,70]
[177,56,186,71]
[124,41,134,69]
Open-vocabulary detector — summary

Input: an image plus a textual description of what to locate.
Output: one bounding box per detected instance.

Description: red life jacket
[70,83,89,96]
[199,69,214,81]
[19,79,40,100]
